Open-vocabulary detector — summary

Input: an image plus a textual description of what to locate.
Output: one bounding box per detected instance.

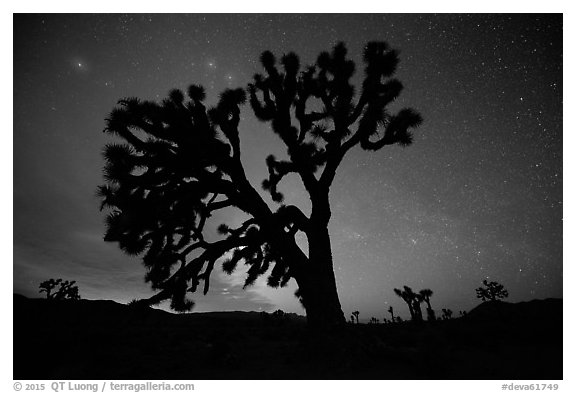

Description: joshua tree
[387,305,395,322]
[441,308,453,320]
[98,41,422,329]
[394,286,414,320]
[394,286,423,322]
[413,293,424,321]
[39,279,81,300]
[476,280,509,302]
[419,288,436,321]
[369,317,379,324]
[39,278,60,299]
[352,310,360,324]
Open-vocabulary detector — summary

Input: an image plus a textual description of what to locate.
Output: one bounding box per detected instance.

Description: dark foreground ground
[14,294,562,380]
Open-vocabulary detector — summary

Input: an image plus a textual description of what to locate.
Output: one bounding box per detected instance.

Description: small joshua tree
[476,280,509,302]
[352,310,360,324]
[413,293,424,321]
[370,317,379,324]
[127,298,150,309]
[387,305,395,323]
[394,285,423,322]
[441,308,453,320]
[419,288,436,321]
[39,279,81,300]
[38,278,60,299]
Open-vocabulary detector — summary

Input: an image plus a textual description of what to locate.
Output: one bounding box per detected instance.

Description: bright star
[72,58,88,72]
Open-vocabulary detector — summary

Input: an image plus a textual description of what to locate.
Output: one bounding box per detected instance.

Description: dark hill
[13,293,305,329]
[467,298,562,323]
[13,294,561,380]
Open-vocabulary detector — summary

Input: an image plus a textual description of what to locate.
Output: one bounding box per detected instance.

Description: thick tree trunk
[296,225,346,329]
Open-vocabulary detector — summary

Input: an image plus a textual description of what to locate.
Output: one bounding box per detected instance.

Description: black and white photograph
[10,8,567,385]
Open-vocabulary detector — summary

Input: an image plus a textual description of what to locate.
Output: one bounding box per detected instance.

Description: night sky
[13,14,562,321]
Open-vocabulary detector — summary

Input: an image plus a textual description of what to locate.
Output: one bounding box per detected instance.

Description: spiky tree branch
[249,42,422,224]
[100,84,313,311]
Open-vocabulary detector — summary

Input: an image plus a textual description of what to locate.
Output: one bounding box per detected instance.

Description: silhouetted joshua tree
[413,293,424,321]
[419,288,436,321]
[352,310,360,324]
[476,280,509,302]
[370,317,379,324]
[441,308,453,320]
[387,306,395,322]
[98,41,422,329]
[394,285,423,322]
[39,279,80,300]
[394,287,414,320]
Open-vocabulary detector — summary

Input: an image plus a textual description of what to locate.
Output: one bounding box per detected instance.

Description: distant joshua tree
[39,279,80,300]
[476,280,509,302]
[419,289,436,321]
[441,308,453,320]
[413,293,424,321]
[127,298,151,310]
[352,310,360,324]
[394,286,414,320]
[369,317,379,324]
[394,286,423,322]
[387,306,395,322]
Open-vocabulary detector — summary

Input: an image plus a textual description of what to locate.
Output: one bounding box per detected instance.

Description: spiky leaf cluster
[248,41,422,203]
[99,83,302,312]
[476,280,509,302]
[100,85,269,311]
[39,278,81,300]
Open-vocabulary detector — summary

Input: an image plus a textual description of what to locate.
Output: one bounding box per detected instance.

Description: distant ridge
[13,293,307,328]
[466,298,562,323]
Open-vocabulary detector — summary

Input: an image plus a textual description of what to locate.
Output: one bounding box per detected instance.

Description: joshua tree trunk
[413,302,423,322]
[407,303,415,320]
[424,299,436,321]
[296,223,346,329]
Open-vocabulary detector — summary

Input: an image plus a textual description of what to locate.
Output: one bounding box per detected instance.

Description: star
[72,58,88,73]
